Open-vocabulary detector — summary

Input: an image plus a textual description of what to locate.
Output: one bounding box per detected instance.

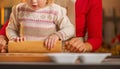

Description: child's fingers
[48,38,53,50]
[20,37,25,42]
[14,37,25,42]
[16,37,20,42]
[50,38,53,49]
[45,34,59,50]
[53,39,58,48]
[45,38,52,50]
[53,38,58,48]
[45,39,48,48]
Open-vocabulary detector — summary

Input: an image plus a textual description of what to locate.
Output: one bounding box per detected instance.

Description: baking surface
[0,53,52,62]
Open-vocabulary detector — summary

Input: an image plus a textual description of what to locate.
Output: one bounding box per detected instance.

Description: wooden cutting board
[8,41,62,53]
[0,53,51,62]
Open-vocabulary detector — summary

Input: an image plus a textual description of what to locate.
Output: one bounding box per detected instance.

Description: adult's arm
[0,21,9,53]
[0,21,9,35]
[76,0,102,51]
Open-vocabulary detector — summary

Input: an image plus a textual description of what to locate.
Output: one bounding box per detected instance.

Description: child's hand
[45,34,59,50]
[13,37,25,42]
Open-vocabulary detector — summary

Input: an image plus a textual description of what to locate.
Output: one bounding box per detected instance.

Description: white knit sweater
[6,3,75,41]
[55,0,76,25]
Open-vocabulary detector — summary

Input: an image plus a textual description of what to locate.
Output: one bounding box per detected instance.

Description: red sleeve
[86,0,102,51]
[76,0,102,51]
[0,21,9,36]
[117,35,120,42]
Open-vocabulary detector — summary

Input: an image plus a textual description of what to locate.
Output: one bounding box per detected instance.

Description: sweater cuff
[55,32,64,41]
[8,35,18,41]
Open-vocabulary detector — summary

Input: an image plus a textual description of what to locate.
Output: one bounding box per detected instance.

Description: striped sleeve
[54,6,75,40]
[6,5,20,40]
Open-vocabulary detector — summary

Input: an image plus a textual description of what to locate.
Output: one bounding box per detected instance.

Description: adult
[65,0,102,52]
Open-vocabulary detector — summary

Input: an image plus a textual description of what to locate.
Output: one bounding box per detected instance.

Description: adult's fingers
[65,41,69,46]
[0,38,7,46]
[77,44,86,53]
[0,44,6,53]
[68,38,79,45]
[72,42,83,52]
[65,44,71,51]
[69,40,81,52]
[65,41,69,49]
[72,39,85,53]
[65,38,78,50]
[1,49,7,53]
[1,40,7,46]
[65,38,83,52]
[0,45,7,53]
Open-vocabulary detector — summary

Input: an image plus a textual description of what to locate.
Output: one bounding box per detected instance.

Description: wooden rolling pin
[8,40,62,53]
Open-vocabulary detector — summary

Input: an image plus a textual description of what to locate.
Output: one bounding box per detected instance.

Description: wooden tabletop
[0,53,52,62]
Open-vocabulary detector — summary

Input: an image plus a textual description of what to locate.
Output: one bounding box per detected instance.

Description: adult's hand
[65,37,92,53]
[0,35,7,53]
[0,45,7,53]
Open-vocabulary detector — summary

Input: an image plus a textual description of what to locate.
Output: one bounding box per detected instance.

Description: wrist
[0,35,7,40]
[54,32,63,40]
[84,42,93,52]
[0,35,5,38]
[52,33,61,40]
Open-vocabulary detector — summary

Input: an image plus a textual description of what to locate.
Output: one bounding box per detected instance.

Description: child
[6,0,75,49]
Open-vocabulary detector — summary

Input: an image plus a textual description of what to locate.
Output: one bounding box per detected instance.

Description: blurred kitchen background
[0,0,120,55]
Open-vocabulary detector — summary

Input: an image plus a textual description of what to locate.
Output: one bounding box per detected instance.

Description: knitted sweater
[55,0,76,25]
[6,3,75,41]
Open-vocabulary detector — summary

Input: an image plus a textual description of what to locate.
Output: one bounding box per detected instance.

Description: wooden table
[0,53,52,62]
[0,55,120,69]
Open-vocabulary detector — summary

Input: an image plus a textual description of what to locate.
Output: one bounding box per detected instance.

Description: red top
[76,0,102,51]
[117,35,120,42]
[0,21,9,35]
[0,0,102,51]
